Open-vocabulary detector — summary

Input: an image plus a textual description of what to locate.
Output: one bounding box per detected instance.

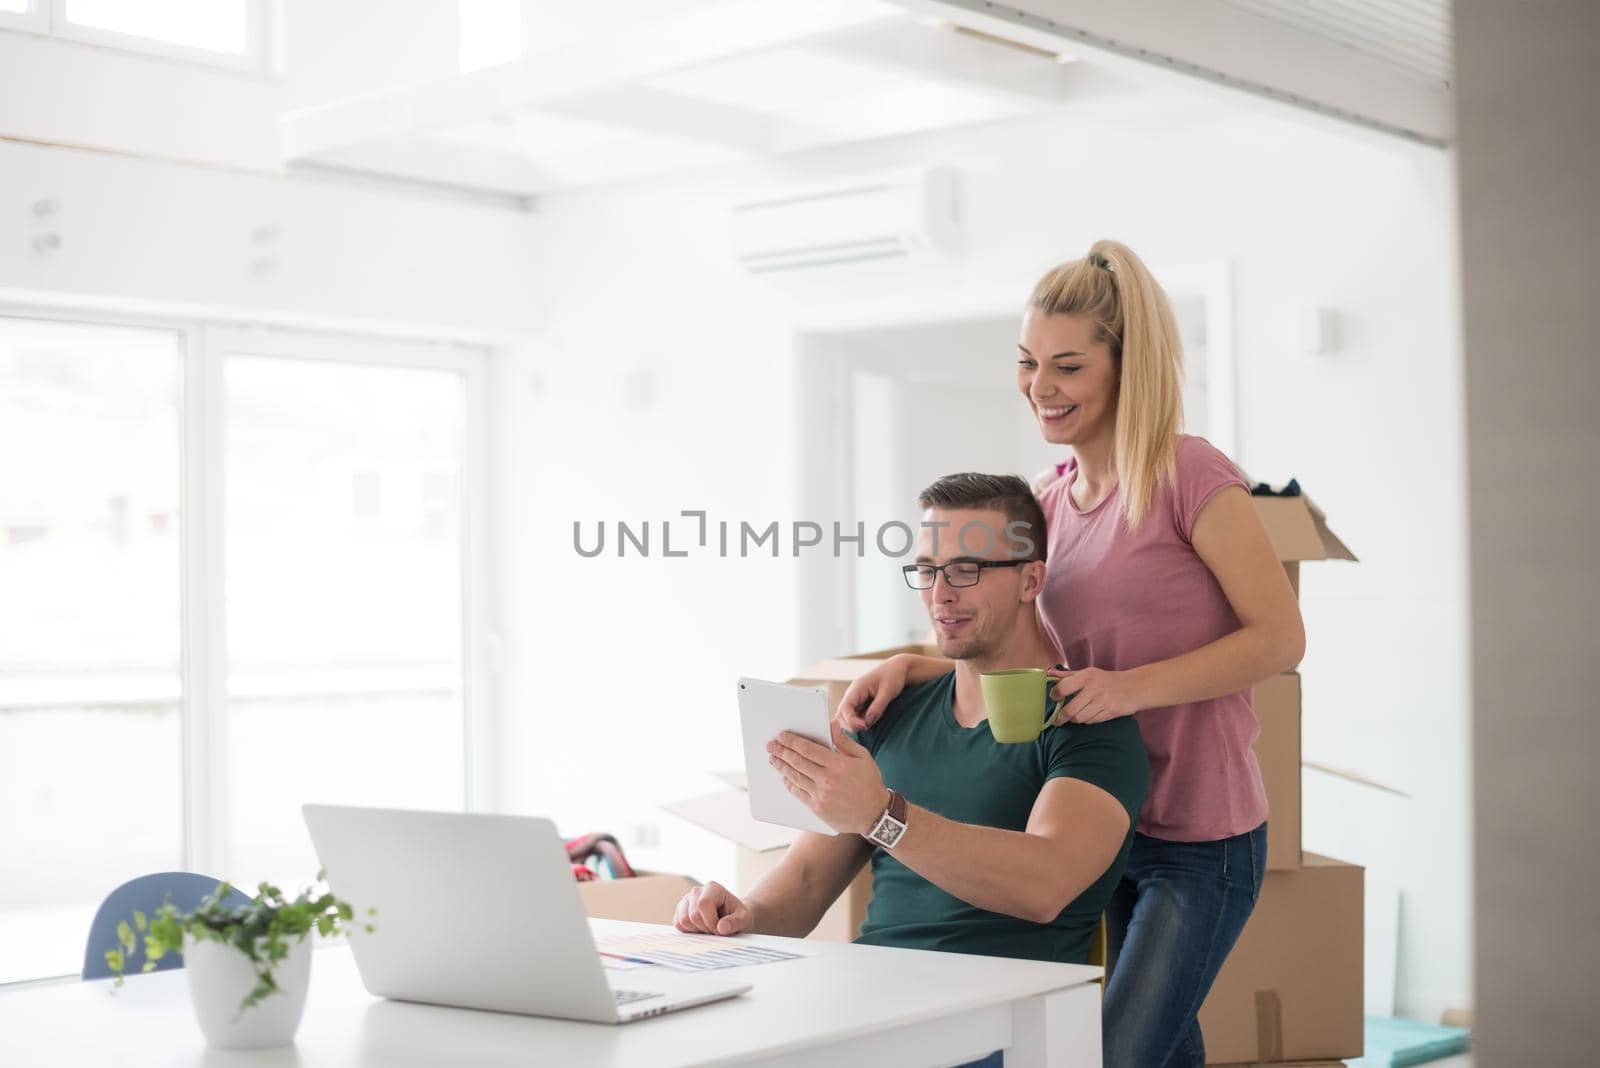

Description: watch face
[873,816,907,849]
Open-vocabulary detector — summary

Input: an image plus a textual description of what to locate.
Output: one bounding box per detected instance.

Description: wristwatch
[865,789,909,850]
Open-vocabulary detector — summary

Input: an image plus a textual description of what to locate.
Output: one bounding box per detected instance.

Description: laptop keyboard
[613,989,661,1006]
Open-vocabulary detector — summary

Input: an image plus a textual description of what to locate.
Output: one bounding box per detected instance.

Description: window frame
[0,0,282,77]
[198,325,494,876]
[0,0,48,35]
[0,306,493,973]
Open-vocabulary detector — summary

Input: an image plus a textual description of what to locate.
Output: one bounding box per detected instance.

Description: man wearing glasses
[675,473,1148,983]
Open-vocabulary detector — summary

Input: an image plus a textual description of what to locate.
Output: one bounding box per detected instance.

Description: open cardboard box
[577,871,698,925]
[1250,494,1357,597]
[793,644,940,706]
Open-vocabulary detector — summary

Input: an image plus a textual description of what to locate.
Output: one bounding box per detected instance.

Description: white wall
[0,138,537,336]
[489,185,808,887]
[0,31,283,172]
[505,99,1468,1019]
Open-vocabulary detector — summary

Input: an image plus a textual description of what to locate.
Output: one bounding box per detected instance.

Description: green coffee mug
[980,667,1073,743]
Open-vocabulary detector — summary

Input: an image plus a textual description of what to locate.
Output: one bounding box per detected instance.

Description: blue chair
[82,872,252,981]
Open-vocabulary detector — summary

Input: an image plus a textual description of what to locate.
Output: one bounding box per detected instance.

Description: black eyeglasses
[902,560,1026,590]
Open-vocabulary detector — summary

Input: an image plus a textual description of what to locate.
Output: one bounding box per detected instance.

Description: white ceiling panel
[909,0,1454,144]
[282,0,1453,197]
[1217,0,1451,86]
[283,1,1090,195]
[648,48,925,115]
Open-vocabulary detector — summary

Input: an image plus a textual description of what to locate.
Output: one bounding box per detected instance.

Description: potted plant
[106,874,375,1049]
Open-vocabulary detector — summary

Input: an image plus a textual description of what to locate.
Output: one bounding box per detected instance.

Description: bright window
[0,319,185,985]
[459,0,522,72]
[220,345,469,889]
[64,0,249,55]
[0,315,487,985]
[0,0,276,74]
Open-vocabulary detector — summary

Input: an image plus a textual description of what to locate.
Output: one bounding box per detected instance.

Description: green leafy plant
[106,873,376,1017]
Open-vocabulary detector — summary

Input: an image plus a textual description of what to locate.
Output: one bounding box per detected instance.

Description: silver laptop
[302,804,751,1023]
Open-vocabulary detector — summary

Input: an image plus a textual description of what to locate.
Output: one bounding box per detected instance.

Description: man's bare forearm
[890,804,1072,924]
[743,839,870,938]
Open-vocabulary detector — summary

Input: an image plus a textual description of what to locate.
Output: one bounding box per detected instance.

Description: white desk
[0,919,1102,1067]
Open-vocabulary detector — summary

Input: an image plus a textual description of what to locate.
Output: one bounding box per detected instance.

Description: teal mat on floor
[1348,1015,1471,1067]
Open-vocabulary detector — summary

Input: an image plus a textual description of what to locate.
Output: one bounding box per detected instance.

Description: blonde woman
[836,241,1304,1067]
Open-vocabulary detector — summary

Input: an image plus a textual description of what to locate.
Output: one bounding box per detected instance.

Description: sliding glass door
[217,337,470,889]
[0,313,488,984]
[0,318,185,984]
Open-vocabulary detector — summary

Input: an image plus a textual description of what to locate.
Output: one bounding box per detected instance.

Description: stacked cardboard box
[1201,493,1363,1066]
[1202,854,1364,1065]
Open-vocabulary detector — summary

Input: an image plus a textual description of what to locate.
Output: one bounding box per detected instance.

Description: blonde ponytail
[1028,239,1185,529]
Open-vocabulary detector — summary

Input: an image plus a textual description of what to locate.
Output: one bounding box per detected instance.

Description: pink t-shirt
[1036,434,1268,842]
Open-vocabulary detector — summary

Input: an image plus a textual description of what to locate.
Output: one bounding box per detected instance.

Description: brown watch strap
[886,789,907,824]
[867,789,909,849]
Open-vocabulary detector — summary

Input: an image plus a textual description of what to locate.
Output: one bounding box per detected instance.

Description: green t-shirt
[850,671,1149,964]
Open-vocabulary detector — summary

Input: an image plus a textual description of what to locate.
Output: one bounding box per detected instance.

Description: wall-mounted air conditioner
[729,168,961,275]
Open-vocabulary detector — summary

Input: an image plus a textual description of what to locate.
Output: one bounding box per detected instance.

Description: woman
[837,240,1305,1067]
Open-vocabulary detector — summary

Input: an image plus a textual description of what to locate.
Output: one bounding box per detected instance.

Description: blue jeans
[955,1053,1002,1068]
[1101,824,1268,1068]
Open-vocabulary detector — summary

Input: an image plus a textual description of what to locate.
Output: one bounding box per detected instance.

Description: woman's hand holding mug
[1047,665,1143,724]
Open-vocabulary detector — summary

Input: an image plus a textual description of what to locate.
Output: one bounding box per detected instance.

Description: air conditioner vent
[730,169,960,275]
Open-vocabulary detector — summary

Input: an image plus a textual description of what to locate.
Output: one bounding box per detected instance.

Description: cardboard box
[662,772,872,943]
[1251,494,1356,598]
[1252,672,1302,872]
[1199,853,1364,1065]
[794,645,944,716]
[577,871,697,925]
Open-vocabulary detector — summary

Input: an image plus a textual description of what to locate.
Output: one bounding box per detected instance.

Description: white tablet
[737,677,838,836]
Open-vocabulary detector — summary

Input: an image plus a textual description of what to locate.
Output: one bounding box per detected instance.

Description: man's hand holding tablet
[766,723,891,836]
[738,677,895,837]
[737,678,842,835]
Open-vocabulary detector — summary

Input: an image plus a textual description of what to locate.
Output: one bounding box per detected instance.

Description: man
[674,473,1149,970]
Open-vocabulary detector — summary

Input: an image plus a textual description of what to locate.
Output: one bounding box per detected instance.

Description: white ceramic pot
[184,933,312,1049]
